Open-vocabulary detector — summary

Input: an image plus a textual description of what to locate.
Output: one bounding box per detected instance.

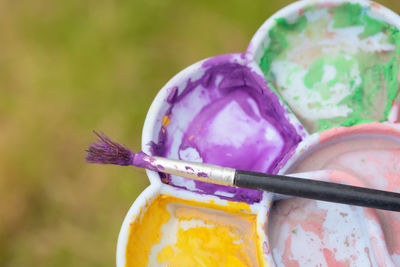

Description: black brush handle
[234,170,400,212]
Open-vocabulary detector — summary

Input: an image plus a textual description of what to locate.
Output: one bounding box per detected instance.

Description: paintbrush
[86,131,400,212]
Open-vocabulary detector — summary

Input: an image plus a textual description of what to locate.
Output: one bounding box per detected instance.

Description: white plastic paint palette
[117,1,400,266]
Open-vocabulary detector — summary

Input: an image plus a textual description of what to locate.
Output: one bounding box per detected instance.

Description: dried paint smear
[270,134,400,266]
[260,3,400,133]
[125,195,262,267]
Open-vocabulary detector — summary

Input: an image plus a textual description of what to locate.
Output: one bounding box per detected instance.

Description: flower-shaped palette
[117,1,400,266]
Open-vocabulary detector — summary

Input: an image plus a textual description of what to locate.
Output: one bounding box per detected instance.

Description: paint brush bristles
[85,131,134,166]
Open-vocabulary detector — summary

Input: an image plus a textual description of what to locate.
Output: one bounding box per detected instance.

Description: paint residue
[259,3,400,133]
[270,129,400,266]
[125,195,263,267]
[269,197,374,266]
[152,56,303,203]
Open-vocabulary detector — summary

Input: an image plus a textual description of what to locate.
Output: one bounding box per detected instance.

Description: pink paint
[269,196,374,266]
[323,248,350,267]
[319,2,337,9]
[281,236,299,267]
[270,123,400,266]
[318,122,400,143]
[370,2,382,10]
[301,210,327,240]
[364,247,373,267]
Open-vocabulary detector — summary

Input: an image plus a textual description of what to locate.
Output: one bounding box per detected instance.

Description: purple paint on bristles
[86,131,134,166]
[86,132,163,172]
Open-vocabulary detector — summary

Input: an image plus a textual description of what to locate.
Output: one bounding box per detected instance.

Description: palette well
[117,1,400,266]
[275,123,400,266]
[127,196,260,266]
[248,0,400,133]
[117,184,272,267]
[142,53,305,203]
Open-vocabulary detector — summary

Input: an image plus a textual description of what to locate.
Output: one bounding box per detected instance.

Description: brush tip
[86,131,134,166]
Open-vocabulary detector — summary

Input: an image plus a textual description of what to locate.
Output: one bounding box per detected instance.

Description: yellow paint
[227,200,252,213]
[125,195,171,267]
[157,225,250,267]
[125,195,263,267]
[162,115,171,127]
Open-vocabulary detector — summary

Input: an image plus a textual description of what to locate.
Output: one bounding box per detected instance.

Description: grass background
[1,0,400,266]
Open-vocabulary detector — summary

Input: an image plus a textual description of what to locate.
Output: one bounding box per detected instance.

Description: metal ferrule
[152,156,235,186]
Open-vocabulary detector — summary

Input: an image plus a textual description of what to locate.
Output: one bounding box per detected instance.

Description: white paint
[392,253,400,266]
[289,227,327,266]
[214,190,235,198]
[179,147,203,163]
[319,202,373,266]
[170,175,198,192]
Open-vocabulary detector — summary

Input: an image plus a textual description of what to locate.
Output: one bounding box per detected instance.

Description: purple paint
[167,86,178,104]
[185,166,195,172]
[156,164,165,170]
[150,54,303,204]
[132,151,159,172]
[86,131,135,166]
[197,172,208,178]
[263,241,270,254]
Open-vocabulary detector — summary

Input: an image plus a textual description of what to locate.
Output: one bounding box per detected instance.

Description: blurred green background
[1,0,400,266]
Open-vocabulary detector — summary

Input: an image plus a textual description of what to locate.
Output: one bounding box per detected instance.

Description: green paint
[319,35,400,131]
[305,56,356,102]
[275,16,308,32]
[259,2,400,133]
[332,3,394,39]
[360,15,390,39]
[331,3,363,28]
[259,15,307,77]
[383,37,400,117]
[304,59,324,89]
[317,117,375,131]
